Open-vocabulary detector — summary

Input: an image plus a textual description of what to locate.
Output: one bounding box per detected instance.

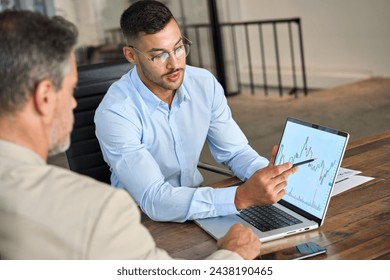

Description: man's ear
[33,79,56,123]
[123,46,137,64]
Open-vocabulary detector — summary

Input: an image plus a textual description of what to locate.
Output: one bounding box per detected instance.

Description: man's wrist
[234,185,251,210]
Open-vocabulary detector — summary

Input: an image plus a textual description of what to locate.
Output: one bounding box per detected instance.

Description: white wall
[223,0,390,88]
[54,0,129,47]
[53,0,390,89]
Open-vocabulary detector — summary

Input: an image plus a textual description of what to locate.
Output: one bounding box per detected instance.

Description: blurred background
[2,0,389,92]
[2,0,389,183]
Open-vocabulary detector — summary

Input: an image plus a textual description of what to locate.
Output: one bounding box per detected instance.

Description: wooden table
[142,131,390,259]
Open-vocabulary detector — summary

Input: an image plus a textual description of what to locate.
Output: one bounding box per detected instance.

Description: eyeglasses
[128,37,192,66]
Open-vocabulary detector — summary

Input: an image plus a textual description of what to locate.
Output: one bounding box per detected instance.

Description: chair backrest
[66,61,133,183]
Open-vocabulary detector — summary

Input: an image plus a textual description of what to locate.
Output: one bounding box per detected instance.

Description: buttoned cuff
[213,186,240,216]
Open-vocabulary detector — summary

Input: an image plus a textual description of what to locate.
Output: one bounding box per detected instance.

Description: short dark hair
[0,10,78,116]
[120,0,175,43]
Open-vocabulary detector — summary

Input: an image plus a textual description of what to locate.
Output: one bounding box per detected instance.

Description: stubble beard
[47,116,73,157]
[141,63,185,91]
[48,136,71,157]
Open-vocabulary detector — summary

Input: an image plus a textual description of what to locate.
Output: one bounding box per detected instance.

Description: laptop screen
[275,117,349,220]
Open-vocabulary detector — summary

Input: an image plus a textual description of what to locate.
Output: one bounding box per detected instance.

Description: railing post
[244,24,255,94]
[288,22,298,97]
[273,23,283,97]
[208,0,228,94]
[296,18,308,96]
[258,24,269,96]
[231,25,241,94]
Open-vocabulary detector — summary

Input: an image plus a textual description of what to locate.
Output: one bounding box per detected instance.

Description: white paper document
[332,167,375,196]
[336,167,362,182]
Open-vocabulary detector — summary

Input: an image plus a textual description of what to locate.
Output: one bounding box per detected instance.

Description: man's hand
[234,145,298,210]
[217,223,261,260]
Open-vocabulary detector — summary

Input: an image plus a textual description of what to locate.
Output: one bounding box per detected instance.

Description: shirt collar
[130,66,191,114]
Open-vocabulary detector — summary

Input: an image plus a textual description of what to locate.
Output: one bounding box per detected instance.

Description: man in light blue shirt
[95,1,296,222]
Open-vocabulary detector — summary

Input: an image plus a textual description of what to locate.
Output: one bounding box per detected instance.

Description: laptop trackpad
[195,214,252,239]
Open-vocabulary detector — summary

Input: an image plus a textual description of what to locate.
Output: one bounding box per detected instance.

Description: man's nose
[166,52,179,68]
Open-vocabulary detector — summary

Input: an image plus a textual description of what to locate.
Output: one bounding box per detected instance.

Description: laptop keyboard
[238,205,303,232]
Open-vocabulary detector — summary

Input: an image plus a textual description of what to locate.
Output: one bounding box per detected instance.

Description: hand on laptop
[217,223,261,260]
[234,145,298,210]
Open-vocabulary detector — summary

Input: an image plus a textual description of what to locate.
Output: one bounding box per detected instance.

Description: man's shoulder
[47,165,131,206]
[95,69,136,114]
[45,165,140,226]
[182,65,223,99]
[0,162,137,259]
[1,159,133,223]
[104,70,133,100]
[185,65,215,79]
[51,165,109,186]
[183,65,218,92]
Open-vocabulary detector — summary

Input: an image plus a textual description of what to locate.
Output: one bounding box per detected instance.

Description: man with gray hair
[0,10,260,260]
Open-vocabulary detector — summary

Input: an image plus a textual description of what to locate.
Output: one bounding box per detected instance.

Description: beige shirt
[0,140,241,260]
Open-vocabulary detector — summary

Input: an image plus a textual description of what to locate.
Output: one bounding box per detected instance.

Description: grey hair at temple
[0,10,78,116]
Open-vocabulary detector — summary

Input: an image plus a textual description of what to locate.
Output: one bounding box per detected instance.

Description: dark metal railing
[184,18,307,97]
[101,18,307,97]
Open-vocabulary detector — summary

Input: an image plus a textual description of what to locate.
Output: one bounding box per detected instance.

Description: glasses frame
[128,36,192,66]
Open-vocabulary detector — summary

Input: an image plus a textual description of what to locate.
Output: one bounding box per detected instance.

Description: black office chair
[65,60,132,183]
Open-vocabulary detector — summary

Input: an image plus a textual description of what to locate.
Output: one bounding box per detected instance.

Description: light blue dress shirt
[94,65,268,222]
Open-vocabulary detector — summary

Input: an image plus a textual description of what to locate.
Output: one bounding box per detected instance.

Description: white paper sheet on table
[336,167,362,181]
[332,167,375,197]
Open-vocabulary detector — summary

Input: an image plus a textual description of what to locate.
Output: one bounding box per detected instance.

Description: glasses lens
[174,46,185,58]
[153,44,191,66]
[183,44,190,57]
[153,53,169,65]
[173,44,190,59]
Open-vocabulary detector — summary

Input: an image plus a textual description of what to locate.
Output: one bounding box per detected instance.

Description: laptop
[195,117,349,242]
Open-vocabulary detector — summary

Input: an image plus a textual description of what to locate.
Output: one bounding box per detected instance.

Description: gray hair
[0,10,78,116]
